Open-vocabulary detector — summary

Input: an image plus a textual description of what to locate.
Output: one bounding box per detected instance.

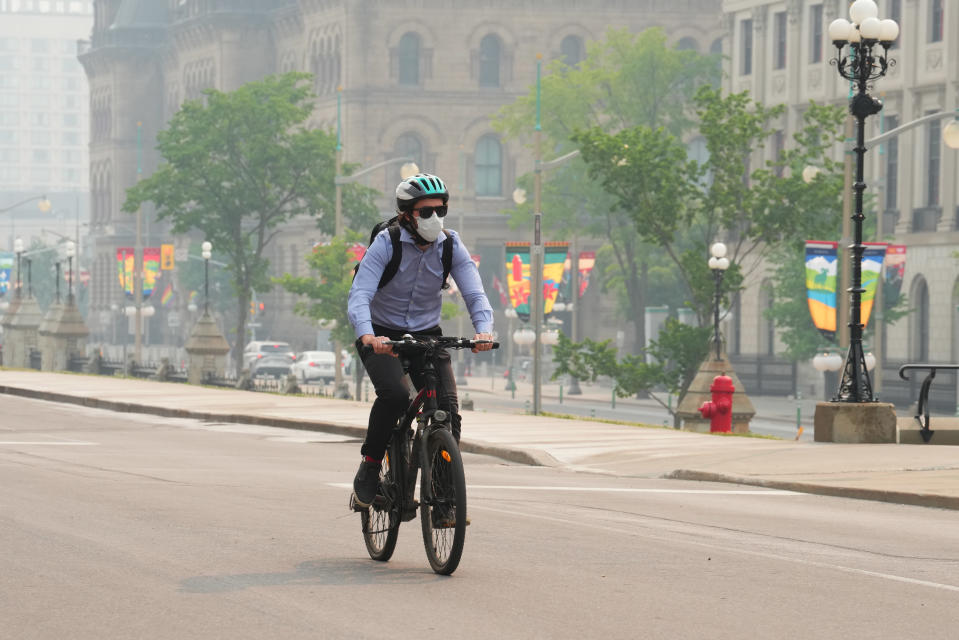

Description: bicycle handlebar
[360,335,500,356]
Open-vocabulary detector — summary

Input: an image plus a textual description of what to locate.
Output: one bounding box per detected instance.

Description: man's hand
[472,332,494,353]
[361,334,397,357]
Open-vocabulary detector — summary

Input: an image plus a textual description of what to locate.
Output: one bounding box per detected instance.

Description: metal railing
[897,364,959,443]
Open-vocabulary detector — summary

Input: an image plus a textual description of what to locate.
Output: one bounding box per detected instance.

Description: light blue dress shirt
[348,226,494,338]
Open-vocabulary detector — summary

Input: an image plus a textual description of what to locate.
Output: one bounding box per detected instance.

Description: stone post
[676,346,756,434]
[37,301,89,371]
[9,296,43,368]
[1,297,22,366]
[185,311,230,384]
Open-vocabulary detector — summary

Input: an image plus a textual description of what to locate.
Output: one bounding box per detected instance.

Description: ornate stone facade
[81,0,723,351]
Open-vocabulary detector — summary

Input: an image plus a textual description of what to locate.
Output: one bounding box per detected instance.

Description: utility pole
[531,53,544,415]
[134,121,143,364]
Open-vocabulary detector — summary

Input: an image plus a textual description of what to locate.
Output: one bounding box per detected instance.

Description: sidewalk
[1,369,958,510]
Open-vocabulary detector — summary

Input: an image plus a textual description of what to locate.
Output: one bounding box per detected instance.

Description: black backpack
[353,216,454,290]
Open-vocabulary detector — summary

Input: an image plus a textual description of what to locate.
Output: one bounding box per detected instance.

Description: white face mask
[416,213,444,243]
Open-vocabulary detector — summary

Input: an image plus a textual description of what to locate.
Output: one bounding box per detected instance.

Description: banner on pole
[117,247,134,297]
[578,251,596,298]
[143,247,161,298]
[860,242,888,329]
[0,252,12,297]
[883,244,906,310]
[543,243,569,314]
[505,242,531,320]
[805,241,838,341]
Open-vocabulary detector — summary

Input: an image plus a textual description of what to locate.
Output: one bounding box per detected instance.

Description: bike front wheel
[361,445,401,561]
[420,428,467,575]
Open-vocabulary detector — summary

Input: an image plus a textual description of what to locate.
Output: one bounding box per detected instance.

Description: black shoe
[352,459,381,508]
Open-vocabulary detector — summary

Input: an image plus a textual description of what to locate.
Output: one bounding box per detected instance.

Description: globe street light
[828,0,898,402]
[708,242,730,360]
[65,240,76,305]
[201,241,212,314]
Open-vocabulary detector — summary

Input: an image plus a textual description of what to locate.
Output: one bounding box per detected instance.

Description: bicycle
[350,334,498,575]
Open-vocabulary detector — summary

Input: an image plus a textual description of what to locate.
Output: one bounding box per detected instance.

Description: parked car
[291,350,337,383]
[250,354,294,380]
[243,340,294,370]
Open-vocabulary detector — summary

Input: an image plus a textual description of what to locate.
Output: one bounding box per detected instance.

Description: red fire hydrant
[698,374,735,433]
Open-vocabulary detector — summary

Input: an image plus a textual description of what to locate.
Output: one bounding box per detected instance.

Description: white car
[243,341,294,370]
[291,350,337,383]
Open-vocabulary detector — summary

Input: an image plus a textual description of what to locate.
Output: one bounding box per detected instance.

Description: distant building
[80,0,723,352]
[721,0,959,406]
[0,0,92,251]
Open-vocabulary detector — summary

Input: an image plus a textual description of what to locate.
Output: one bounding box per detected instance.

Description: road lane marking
[0,441,97,446]
[326,483,798,495]
[476,504,959,594]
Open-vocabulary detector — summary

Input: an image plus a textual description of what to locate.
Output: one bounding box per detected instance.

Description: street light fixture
[201,241,212,314]
[828,0,898,402]
[708,242,730,360]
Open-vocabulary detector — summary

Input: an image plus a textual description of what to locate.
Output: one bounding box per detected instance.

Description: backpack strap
[377,225,403,289]
[440,230,454,290]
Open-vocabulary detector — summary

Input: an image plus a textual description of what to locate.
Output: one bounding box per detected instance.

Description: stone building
[720,0,959,407]
[79,0,723,356]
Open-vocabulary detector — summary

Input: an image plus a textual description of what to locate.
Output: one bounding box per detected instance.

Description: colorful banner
[347,242,366,263]
[505,242,531,319]
[883,244,906,310]
[543,242,569,314]
[805,241,838,341]
[160,283,174,307]
[116,247,161,298]
[492,275,510,308]
[578,251,596,298]
[117,247,134,297]
[860,242,888,329]
[0,252,12,297]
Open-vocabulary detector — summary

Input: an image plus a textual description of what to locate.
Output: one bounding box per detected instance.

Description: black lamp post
[65,240,76,305]
[828,0,899,402]
[201,241,212,314]
[708,242,730,360]
[13,237,23,299]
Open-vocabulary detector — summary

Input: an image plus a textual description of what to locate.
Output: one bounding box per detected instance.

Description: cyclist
[348,173,494,508]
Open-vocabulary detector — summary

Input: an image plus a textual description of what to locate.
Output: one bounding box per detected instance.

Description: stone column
[185,311,230,384]
[1,297,22,367]
[9,296,43,368]
[37,302,89,372]
[676,346,756,434]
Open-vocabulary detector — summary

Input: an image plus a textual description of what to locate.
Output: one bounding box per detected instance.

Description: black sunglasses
[412,205,448,219]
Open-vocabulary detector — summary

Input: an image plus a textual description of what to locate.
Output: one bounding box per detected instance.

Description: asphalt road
[2,395,958,639]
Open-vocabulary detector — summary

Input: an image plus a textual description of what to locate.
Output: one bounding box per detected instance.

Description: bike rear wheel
[361,442,401,561]
[420,428,467,575]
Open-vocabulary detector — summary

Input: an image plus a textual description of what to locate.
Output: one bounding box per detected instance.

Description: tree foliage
[122,72,377,371]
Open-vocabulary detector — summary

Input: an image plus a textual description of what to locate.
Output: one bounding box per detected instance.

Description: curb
[0,383,544,467]
[665,469,959,511]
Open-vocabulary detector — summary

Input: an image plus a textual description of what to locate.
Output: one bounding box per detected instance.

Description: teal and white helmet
[395,173,449,212]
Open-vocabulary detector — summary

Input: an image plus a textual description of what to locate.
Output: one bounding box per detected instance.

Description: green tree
[122,72,377,372]
[494,27,719,350]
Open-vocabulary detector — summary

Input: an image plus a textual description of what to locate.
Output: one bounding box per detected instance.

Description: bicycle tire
[361,441,401,561]
[420,427,467,575]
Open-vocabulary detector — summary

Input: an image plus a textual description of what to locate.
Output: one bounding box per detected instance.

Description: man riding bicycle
[347,173,494,509]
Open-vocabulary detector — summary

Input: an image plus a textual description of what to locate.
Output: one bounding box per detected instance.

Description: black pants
[355,324,460,461]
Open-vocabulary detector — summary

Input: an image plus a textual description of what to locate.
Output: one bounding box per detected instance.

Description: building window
[930,0,944,43]
[479,34,501,88]
[741,19,753,76]
[885,115,899,210]
[676,37,699,52]
[475,135,502,196]
[774,12,787,69]
[810,4,823,63]
[394,132,424,172]
[927,115,941,206]
[888,0,902,48]
[560,34,584,66]
[398,32,420,86]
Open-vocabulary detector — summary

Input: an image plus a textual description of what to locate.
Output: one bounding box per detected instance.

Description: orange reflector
[441,450,451,462]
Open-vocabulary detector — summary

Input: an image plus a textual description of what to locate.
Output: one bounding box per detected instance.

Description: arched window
[475,135,502,196]
[560,34,584,66]
[394,132,424,172]
[911,276,930,361]
[398,32,420,86]
[479,34,501,88]
[710,37,723,55]
[677,37,700,52]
